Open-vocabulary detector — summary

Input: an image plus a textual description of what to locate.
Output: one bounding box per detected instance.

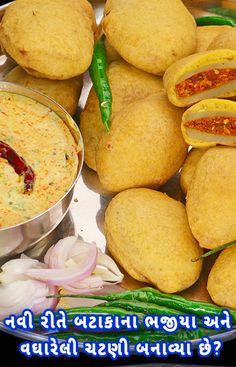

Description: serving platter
[0,0,236,351]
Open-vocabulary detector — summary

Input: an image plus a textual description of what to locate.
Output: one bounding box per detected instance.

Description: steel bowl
[0,81,84,259]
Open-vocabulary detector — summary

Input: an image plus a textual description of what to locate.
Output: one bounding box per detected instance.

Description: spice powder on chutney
[0,92,79,228]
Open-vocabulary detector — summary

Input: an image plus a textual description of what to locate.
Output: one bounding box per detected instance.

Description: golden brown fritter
[105,188,203,293]
[80,61,164,170]
[103,0,197,75]
[96,93,187,193]
[164,49,236,107]
[207,246,236,309]
[196,25,230,52]
[208,27,236,51]
[4,66,83,116]
[180,148,208,195]
[0,0,95,79]
[187,146,236,249]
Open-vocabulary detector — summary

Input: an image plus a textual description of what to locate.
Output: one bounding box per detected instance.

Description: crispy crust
[96,93,187,193]
[0,0,94,79]
[180,148,208,195]
[186,146,236,249]
[4,66,83,116]
[105,188,203,293]
[103,0,197,75]
[80,61,164,170]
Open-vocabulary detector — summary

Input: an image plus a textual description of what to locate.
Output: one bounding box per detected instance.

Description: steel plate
[0,0,236,351]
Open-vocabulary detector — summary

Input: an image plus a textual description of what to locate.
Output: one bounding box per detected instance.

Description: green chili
[195,15,236,27]
[53,288,236,322]
[89,38,112,131]
[193,239,236,262]
[98,299,184,316]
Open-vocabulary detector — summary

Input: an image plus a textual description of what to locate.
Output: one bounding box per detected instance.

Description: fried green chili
[195,15,236,27]
[89,38,112,131]
[97,299,184,316]
[53,288,236,322]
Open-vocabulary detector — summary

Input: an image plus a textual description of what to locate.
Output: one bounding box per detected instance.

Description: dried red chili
[0,141,35,193]
[175,68,236,98]
[185,116,236,136]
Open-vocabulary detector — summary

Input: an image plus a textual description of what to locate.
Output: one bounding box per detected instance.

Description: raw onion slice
[26,242,98,286]
[0,236,124,314]
[97,251,124,281]
[32,285,58,314]
[45,236,78,268]
[0,258,47,285]
[0,280,58,319]
[42,238,123,289]
[94,267,122,283]
[63,275,104,294]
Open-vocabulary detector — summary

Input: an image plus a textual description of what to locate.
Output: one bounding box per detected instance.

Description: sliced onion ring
[0,258,47,285]
[97,251,124,281]
[63,275,104,294]
[0,280,58,318]
[26,242,98,286]
[45,236,78,268]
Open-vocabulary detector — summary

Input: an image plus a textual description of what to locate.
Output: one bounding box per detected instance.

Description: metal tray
[0,0,236,350]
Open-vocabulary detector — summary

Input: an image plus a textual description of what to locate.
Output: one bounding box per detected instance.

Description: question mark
[213,340,223,357]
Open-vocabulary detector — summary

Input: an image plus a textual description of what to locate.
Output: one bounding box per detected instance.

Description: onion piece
[45,236,78,268]
[63,275,104,294]
[94,283,125,294]
[26,242,98,286]
[0,258,47,285]
[68,240,98,264]
[97,251,124,281]
[94,267,123,282]
[32,285,58,314]
[0,280,58,319]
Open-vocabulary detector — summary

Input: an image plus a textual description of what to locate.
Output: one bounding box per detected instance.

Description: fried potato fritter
[196,25,230,52]
[105,188,203,293]
[0,0,95,79]
[208,27,236,52]
[4,66,83,116]
[80,61,164,170]
[187,147,236,249]
[180,148,208,195]
[96,93,187,193]
[207,246,236,309]
[103,0,197,75]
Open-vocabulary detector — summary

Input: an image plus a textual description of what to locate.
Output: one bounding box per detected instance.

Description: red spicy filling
[185,116,236,136]
[175,68,236,98]
[0,140,35,192]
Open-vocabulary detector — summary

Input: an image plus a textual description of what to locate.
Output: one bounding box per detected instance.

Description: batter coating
[0,0,95,79]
